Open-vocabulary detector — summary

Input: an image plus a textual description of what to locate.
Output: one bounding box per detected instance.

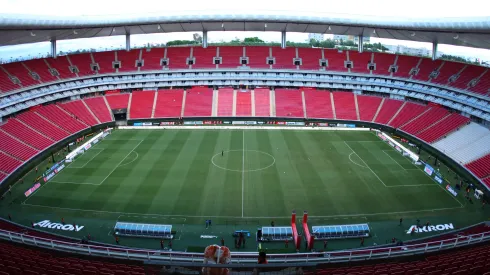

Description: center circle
[211,150,276,172]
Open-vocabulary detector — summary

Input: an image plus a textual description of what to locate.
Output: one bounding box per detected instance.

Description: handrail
[2,227,489,264]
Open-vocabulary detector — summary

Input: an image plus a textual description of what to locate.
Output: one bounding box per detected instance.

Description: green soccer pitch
[3,128,488,252]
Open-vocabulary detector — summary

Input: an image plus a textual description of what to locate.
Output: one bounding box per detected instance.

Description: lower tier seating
[130,91,155,119]
[153,89,184,118]
[84,97,113,123]
[183,87,213,117]
[0,131,38,161]
[275,89,304,117]
[0,119,54,150]
[466,154,490,179]
[0,152,22,173]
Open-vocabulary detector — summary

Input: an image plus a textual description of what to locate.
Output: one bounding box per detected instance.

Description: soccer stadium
[0,1,490,274]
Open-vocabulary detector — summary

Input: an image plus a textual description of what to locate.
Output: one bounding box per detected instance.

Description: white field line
[20,202,464,219]
[241,130,245,218]
[66,148,104,169]
[97,140,143,186]
[344,141,388,187]
[383,150,405,170]
[117,151,139,167]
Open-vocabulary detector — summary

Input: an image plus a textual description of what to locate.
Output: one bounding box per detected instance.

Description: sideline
[119,125,371,131]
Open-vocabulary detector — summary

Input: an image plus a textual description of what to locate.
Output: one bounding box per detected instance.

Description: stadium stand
[373,99,404,124]
[0,131,38,161]
[67,53,94,76]
[247,46,270,69]
[219,46,243,68]
[92,51,116,74]
[432,61,465,85]
[0,119,53,150]
[153,89,184,118]
[273,47,297,69]
[451,64,486,90]
[466,154,490,179]
[36,105,88,133]
[22,59,58,83]
[106,93,130,110]
[372,52,396,76]
[393,55,420,78]
[450,134,490,164]
[217,88,234,116]
[415,113,470,143]
[2,62,39,88]
[304,90,334,119]
[388,102,427,129]
[117,49,140,72]
[0,152,22,173]
[17,111,70,141]
[349,51,371,74]
[60,100,98,126]
[84,97,113,123]
[167,47,191,69]
[129,91,156,119]
[0,66,20,92]
[192,46,216,69]
[433,123,490,155]
[297,48,322,70]
[469,70,490,96]
[183,87,213,117]
[400,106,449,135]
[0,240,161,275]
[356,95,382,122]
[324,49,346,71]
[412,59,442,82]
[236,90,252,116]
[254,88,271,117]
[332,92,357,120]
[274,89,304,117]
[140,48,165,71]
[44,56,74,80]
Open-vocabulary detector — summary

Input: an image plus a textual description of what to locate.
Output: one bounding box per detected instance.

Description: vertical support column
[125,33,131,52]
[281,31,286,49]
[50,39,57,58]
[432,42,438,61]
[358,35,364,53]
[203,31,208,48]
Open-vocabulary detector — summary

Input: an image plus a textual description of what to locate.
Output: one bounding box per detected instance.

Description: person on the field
[324,240,328,250]
[222,150,224,157]
[160,239,164,249]
[399,218,403,226]
[360,237,365,246]
[221,237,225,246]
[285,239,288,248]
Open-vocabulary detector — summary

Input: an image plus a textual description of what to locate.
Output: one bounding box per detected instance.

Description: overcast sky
[1,0,489,61]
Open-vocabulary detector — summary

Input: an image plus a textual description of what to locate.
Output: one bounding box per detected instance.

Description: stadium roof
[1,11,490,49]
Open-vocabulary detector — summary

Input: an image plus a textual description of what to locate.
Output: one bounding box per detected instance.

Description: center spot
[211,150,276,172]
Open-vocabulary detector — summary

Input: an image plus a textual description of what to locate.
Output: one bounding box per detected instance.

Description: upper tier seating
[275,89,304,117]
[349,51,371,74]
[373,99,404,125]
[388,102,427,129]
[61,100,98,126]
[401,107,449,135]
[106,93,130,110]
[141,48,165,71]
[1,46,490,100]
[183,87,213,117]
[84,97,113,123]
[36,105,88,133]
[167,47,190,69]
[272,47,297,69]
[192,46,216,69]
[0,119,53,150]
[0,131,38,161]
[217,88,234,117]
[332,92,357,120]
[372,52,396,76]
[153,89,184,118]
[235,91,251,116]
[298,48,322,70]
[130,91,155,119]
[304,90,334,119]
[0,152,22,173]
[92,51,115,74]
[17,111,70,141]
[219,46,243,68]
[247,46,270,69]
[254,88,271,116]
[466,154,490,179]
[356,95,382,122]
[416,114,470,143]
[117,49,140,72]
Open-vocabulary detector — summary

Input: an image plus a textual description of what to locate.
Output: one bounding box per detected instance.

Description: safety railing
[1,228,490,264]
